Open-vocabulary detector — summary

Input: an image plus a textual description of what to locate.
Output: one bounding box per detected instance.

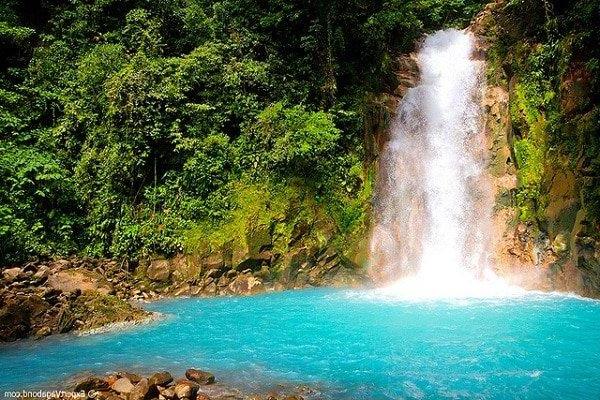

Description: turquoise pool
[1,288,599,399]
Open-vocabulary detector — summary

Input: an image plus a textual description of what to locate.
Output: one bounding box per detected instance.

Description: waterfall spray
[369,29,514,298]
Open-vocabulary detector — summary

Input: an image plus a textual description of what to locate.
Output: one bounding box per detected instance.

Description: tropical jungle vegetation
[0,0,598,266]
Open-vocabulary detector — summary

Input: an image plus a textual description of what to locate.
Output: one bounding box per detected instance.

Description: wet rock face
[560,63,592,116]
[394,54,420,98]
[473,0,600,297]
[0,299,31,341]
[135,215,368,297]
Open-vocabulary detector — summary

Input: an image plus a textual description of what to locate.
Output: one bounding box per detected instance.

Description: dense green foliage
[491,0,600,225]
[0,0,491,264]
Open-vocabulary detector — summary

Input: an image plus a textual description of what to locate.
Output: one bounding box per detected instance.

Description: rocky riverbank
[65,368,309,400]
[0,259,151,341]
[0,252,368,342]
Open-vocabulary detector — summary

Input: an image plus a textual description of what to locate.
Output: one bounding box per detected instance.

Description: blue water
[1,288,600,399]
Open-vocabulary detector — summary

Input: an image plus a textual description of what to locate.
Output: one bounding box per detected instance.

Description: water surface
[1,288,599,399]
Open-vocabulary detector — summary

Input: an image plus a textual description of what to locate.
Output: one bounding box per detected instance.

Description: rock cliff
[472,0,600,296]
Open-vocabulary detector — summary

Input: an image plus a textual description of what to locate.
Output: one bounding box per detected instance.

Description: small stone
[32,266,50,281]
[147,259,172,282]
[34,326,52,338]
[74,376,109,392]
[149,371,173,387]
[205,268,221,279]
[130,378,157,400]
[174,379,200,399]
[159,387,176,399]
[119,371,142,384]
[185,369,215,385]
[3,267,23,283]
[111,377,135,394]
[552,233,569,253]
[195,394,211,400]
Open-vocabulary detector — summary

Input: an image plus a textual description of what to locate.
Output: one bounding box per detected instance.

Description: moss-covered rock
[477,0,600,296]
[68,292,150,332]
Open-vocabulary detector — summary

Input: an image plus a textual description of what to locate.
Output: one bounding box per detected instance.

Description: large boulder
[201,253,225,270]
[146,259,172,282]
[119,371,142,384]
[46,270,112,295]
[159,387,176,399]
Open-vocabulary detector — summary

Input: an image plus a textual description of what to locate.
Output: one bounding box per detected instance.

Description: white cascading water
[369,29,518,299]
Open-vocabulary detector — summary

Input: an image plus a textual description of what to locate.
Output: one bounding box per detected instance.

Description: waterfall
[369,29,510,298]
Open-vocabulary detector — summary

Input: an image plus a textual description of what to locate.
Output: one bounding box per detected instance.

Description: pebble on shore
[71,368,308,400]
